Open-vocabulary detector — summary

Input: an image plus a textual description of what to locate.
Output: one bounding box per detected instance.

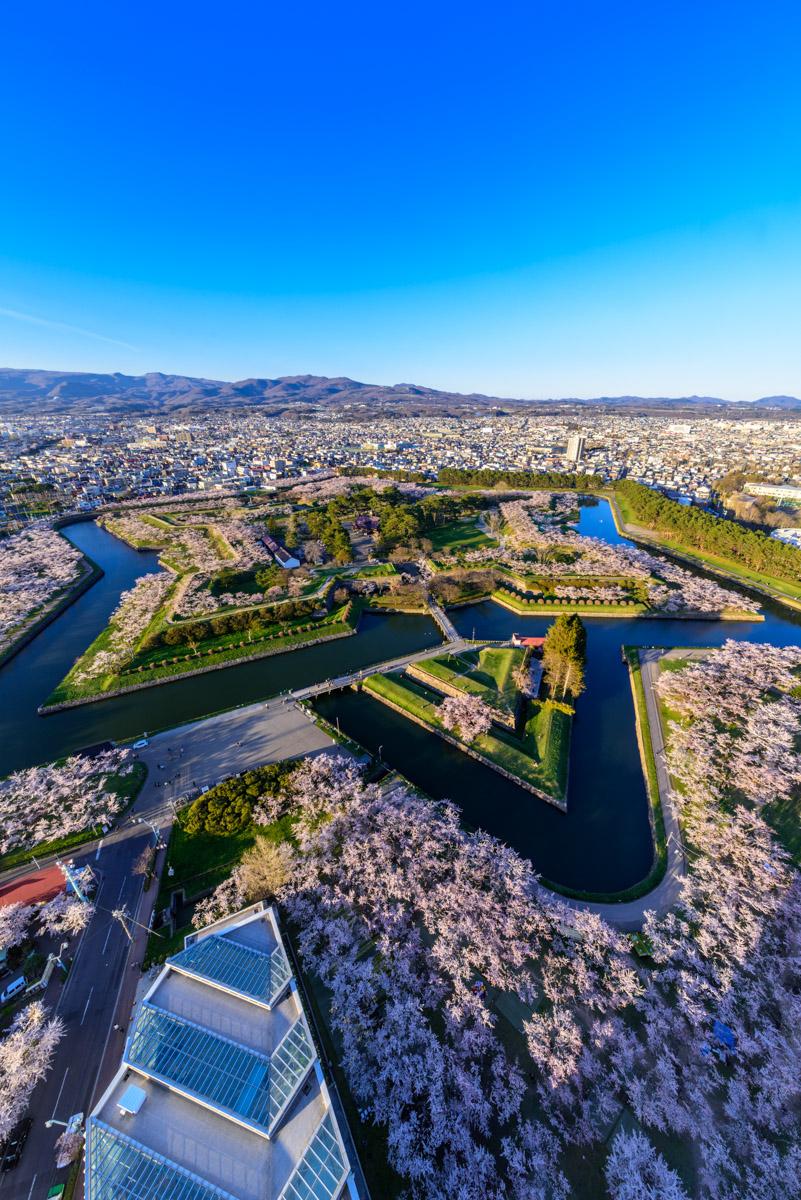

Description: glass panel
[87,1119,237,1200]
[278,1115,347,1200]
[127,1004,272,1129]
[170,934,291,1006]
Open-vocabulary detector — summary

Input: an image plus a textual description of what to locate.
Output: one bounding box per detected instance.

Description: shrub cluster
[156,599,317,647]
[185,761,298,835]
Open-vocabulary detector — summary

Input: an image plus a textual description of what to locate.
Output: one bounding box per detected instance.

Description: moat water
[2,506,799,893]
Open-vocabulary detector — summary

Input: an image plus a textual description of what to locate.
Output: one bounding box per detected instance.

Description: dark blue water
[315,500,801,893]
[574,495,629,544]
[0,523,441,775]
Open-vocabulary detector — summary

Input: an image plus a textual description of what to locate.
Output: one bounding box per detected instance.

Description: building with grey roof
[85,903,358,1200]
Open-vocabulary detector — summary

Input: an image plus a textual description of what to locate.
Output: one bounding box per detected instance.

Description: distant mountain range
[0,368,799,416]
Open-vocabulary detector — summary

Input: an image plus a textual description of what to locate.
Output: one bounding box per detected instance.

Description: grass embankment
[45,603,358,706]
[491,588,647,617]
[619,647,666,893]
[427,519,498,553]
[412,646,523,717]
[362,671,570,801]
[0,760,148,874]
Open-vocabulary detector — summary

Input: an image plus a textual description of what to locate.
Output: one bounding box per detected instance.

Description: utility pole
[57,858,89,903]
[112,906,134,942]
[111,904,163,942]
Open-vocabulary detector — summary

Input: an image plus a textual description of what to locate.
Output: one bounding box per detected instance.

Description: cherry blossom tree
[38,893,95,938]
[471,498,759,615]
[0,1001,64,1141]
[54,1130,83,1169]
[0,903,35,954]
[74,572,172,681]
[605,1129,689,1199]
[0,747,133,855]
[439,693,494,742]
[0,525,83,650]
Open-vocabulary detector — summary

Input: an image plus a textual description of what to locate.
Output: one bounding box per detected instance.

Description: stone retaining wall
[360,682,566,811]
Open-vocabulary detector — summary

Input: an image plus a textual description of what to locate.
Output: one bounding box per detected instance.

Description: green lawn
[144,810,295,966]
[362,671,570,801]
[427,519,497,553]
[352,562,397,578]
[412,646,525,716]
[45,604,357,706]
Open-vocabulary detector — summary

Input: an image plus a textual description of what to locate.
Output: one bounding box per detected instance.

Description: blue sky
[1,2,800,400]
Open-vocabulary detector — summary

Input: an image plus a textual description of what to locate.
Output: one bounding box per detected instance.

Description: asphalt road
[0,828,152,1199]
[0,700,335,1198]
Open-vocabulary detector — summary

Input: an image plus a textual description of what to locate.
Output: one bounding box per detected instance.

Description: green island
[362,639,574,806]
[40,470,788,715]
[435,466,801,611]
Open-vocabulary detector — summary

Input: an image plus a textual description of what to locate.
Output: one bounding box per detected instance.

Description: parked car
[0,975,26,1005]
[0,1118,32,1171]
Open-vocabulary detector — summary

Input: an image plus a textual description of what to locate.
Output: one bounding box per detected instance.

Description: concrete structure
[771,526,801,548]
[745,482,801,501]
[86,904,358,1200]
[566,434,586,463]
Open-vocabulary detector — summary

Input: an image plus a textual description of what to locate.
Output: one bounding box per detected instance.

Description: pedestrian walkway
[427,599,460,642]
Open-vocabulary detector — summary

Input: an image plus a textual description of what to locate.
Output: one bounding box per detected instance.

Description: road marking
[80,987,94,1026]
[95,838,104,860]
[50,1067,70,1119]
[102,921,114,954]
[26,1174,37,1200]
[115,878,127,904]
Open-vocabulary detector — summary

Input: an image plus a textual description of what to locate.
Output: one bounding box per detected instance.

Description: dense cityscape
[2,5,801,1199]
[3,405,801,525]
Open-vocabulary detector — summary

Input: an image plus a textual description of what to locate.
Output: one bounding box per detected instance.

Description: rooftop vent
[117,1084,147,1117]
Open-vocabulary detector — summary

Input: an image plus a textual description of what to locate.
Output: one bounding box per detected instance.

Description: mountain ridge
[0,367,798,415]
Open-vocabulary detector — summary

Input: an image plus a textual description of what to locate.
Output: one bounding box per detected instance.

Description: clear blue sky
[1,2,800,400]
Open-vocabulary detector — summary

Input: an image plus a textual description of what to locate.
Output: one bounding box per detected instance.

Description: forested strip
[437,468,603,490]
[616,480,801,585]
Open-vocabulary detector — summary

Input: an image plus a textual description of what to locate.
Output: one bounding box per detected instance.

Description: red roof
[0,865,64,909]
[515,635,546,648]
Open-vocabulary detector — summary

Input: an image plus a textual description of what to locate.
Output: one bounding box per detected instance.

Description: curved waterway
[0,522,441,776]
[316,499,801,894]
[2,511,800,895]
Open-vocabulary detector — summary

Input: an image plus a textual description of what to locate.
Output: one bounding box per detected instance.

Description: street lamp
[135,816,160,843]
[46,1111,83,1132]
